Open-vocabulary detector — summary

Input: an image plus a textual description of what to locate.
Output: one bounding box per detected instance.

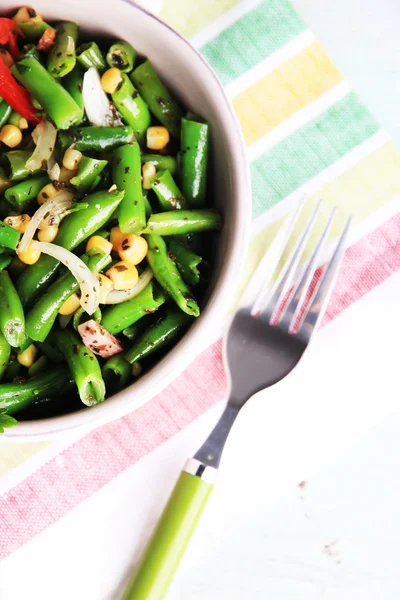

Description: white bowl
[3,0,251,439]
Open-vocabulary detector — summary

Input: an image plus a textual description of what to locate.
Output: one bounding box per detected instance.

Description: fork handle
[122,459,216,600]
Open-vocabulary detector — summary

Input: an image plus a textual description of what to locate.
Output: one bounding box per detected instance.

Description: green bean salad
[0,6,221,432]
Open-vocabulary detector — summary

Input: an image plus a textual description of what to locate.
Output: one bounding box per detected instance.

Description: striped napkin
[1,0,400,564]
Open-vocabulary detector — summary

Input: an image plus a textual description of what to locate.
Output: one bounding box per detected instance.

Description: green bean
[141,154,177,175]
[21,43,41,61]
[70,157,108,191]
[0,100,11,128]
[0,270,25,347]
[16,189,124,307]
[28,355,48,377]
[72,305,102,332]
[12,57,82,129]
[143,209,221,236]
[37,338,64,363]
[47,22,78,78]
[4,174,49,212]
[53,328,105,406]
[180,115,209,207]
[76,41,106,71]
[59,126,134,152]
[0,366,72,415]
[168,240,203,286]
[0,331,10,382]
[0,220,20,251]
[0,256,11,272]
[0,167,11,199]
[5,150,41,181]
[19,19,53,41]
[131,59,183,138]
[125,307,192,364]
[143,191,152,219]
[19,336,33,353]
[101,281,165,335]
[144,234,199,317]
[2,357,20,382]
[63,66,85,123]
[102,354,131,392]
[122,315,153,341]
[151,169,187,211]
[25,249,111,342]
[111,143,146,234]
[111,74,150,146]
[8,110,23,127]
[106,41,136,73]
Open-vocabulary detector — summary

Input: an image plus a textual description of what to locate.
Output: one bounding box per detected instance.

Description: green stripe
[200,0,305,85]
[251,92,379,218]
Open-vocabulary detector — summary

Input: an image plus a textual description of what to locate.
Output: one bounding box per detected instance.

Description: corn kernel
[117,234,148,265]
[86,235,113,255]
[142,162,156,189]
[63,148,83,171]
[110,226,126,251]
[59,293,81,316]
[19,118,29,130]
[0,125,22,148]
[58,166,77,185]
[17,344,38,368]
[4,213,31,233]
[38,225,58,243]
[37,182,58,205]
[146,126,170,151]
[106,261,138,290]
[101,68,123,94]
[132,361,142,377]
[98,273,114,303]
[0,50,14,68]
[18,242,41,265]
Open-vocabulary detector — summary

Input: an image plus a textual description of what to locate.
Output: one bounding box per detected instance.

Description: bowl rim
[4,0,252,440]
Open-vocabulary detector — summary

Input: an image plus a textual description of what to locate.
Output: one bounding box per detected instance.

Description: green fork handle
[123,460,215,600]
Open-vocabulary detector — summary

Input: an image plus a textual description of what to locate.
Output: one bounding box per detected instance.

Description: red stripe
[1,212,400,558]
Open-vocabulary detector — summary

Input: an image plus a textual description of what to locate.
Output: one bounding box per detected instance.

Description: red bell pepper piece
[0,56,40,125]
[0,18,20,60]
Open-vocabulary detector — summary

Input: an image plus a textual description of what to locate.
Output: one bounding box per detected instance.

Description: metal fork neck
[194,403,240,469]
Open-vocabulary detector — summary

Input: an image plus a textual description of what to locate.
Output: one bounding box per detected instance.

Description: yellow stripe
[239,140,400,296]
[233,41,343,146]
[160,0,238,38]
[0,441,50,478]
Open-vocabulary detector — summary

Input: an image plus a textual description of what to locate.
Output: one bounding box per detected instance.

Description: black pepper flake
[73,344,79,355]
[115,264,128,272]
[132,91,138,99]
[124,166,130,174]
[28,7,37,17]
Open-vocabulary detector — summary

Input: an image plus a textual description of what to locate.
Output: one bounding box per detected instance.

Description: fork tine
[278,206,336,330]
[297,215,352,341]
[244,193,308,313]
[254,199,322,318]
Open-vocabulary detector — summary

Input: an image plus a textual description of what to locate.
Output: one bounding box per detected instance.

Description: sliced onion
[105,268,153,304]
[48,158,60,182]
[82,67,122,127]
[78,320,123,358]
[31,241,100,315]
[26,120,58,172]
[17,191,74,254]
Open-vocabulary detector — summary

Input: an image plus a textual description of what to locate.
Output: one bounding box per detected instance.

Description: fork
[123,198,352,600]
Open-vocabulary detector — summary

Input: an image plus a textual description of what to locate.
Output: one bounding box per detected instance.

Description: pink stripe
[0,341,227,559]
[2,212,400,558]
